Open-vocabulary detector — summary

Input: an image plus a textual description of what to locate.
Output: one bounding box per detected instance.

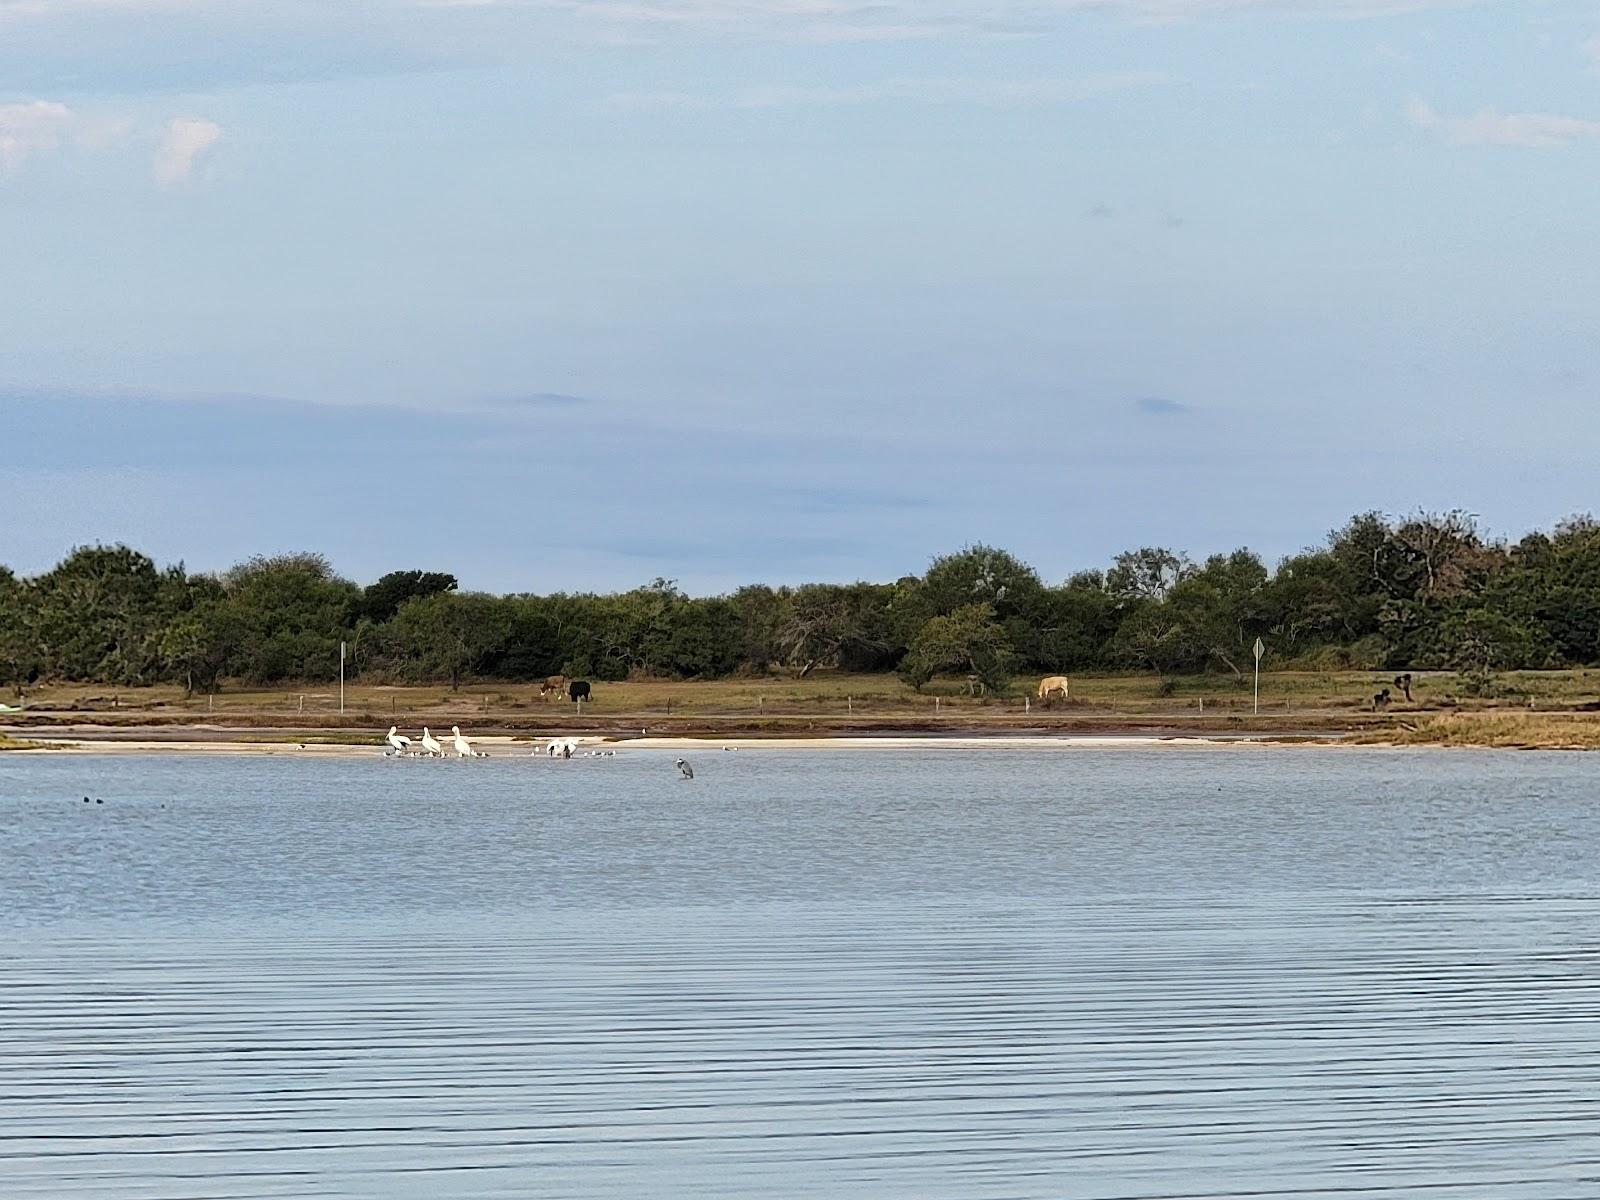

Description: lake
[2,747,1598,1198]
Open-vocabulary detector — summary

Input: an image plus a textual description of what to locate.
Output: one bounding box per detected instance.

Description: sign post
[339,641,346,716]
[1252,637,1265,716]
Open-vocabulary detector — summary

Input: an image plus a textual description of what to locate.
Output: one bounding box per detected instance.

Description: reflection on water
[2,749,1599,1197]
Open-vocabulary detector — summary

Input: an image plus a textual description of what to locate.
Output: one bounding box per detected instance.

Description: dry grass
[0,734,48,751]
[12,668,1600,719]
[8,670,1600,745]
[1353,712,1600,750]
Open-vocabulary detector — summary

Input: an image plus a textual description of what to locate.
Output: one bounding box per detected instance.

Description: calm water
[3,747,1599,1198]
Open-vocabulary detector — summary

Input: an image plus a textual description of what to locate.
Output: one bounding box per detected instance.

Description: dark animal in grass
[1372,688,1392,712]
[568,680,591,703]
[1393,673,1413,702]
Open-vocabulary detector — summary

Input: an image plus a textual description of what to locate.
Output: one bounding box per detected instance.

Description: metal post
[1252,637,1264,716]
[339,641,346,716]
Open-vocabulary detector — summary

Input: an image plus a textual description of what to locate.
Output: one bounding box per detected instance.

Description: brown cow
[539,675,569,701]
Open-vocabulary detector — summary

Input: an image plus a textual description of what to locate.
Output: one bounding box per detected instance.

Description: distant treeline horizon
[4,509,1600,695]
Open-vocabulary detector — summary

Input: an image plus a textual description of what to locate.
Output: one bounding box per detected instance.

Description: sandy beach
[5,730,1340,756]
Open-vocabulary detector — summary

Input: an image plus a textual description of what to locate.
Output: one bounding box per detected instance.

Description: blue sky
[1,0,1596,592]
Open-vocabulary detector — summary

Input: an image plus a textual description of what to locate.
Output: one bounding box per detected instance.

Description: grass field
[6,669,1600,746]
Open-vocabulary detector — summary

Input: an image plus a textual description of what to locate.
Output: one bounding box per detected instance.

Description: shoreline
[6,730,1362,756]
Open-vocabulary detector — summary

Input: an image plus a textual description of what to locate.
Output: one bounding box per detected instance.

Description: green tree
[159,603,234,697]
[1106,547,1192,602]
[223,553,359,683]
[0,566,39,696]
[1112,602,1202,680]
[359,570,458,623]
[898,604,1015,693]
[921,545,1045,618]
[774,584,883,677]
[1165,549,1269,677]
[388,592,512,689]
[29,545,172,683]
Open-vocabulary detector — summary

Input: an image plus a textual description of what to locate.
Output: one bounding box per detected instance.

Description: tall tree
[899,604,1016,693]
[359,570,458,623]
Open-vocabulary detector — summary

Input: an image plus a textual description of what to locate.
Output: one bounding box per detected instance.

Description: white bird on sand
[420,727,442,757]
[386,726,412,754]
[676,758,694,780]
[451,726,474,758]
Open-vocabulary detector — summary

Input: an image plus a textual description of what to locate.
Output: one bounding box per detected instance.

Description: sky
[1,0,1596,594]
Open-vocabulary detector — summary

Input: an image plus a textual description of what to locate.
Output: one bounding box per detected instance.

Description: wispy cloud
[152,116,222,185]
[0,0,1490,52]
[1406,97,1600,148]
[486,391,594,408]
[1136,396,1190,416]
[610,71,1172,110]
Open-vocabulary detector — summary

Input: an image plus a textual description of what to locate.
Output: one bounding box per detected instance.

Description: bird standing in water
[675,758,694,780]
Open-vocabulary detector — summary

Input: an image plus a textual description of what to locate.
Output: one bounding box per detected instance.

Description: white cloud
[611,71,1172,109]
[152,116,221,185]
[1406,97,1600,148]
[0,98,221,183]
[0,100,75,169]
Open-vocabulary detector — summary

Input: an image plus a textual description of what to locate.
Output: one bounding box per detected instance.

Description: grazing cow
[1393,673,1413,702]
[568,680,592,703]
[539,675,569,701]
[1371,688,1392,712]
[1037,675,1071,701]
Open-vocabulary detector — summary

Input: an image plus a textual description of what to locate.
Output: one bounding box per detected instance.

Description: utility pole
[1253,637,1265,716]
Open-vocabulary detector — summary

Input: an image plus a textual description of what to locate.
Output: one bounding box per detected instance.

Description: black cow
[568,680,592,703]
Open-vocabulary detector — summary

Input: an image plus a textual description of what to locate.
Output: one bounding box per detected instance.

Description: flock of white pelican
[381,726,642,766]
[384,725,484,758]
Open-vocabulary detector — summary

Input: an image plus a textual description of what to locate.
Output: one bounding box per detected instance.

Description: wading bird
[676,758,694,780]
[451,726,474,758]
[420,727,442,757]
[386,726,412,754]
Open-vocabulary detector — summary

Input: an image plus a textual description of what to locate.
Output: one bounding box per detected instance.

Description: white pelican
[420,727,442,757]
[451,726,474,758]
[386,726,412,754]
[675,758,694,780]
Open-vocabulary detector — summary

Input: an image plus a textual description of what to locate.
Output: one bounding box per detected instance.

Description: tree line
[3,510,1599,697]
